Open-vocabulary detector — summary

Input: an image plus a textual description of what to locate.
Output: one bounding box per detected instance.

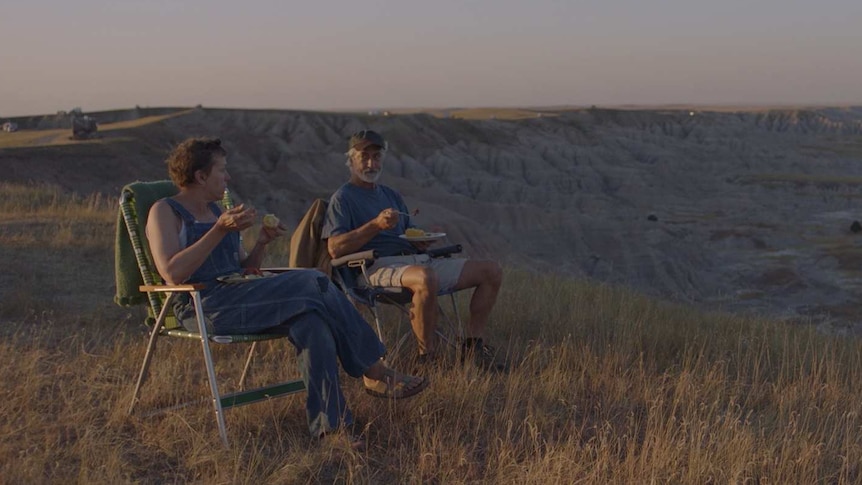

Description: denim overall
[166,198,386,436]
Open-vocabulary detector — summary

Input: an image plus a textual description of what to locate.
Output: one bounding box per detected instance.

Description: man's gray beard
[357,169,382,184]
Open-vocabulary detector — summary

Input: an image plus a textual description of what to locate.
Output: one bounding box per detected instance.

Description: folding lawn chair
[287,198,467,361]
[329,245,466,360]
[114,180,305,448]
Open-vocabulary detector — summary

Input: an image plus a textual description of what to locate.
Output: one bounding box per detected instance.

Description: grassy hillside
[1,182,860,483]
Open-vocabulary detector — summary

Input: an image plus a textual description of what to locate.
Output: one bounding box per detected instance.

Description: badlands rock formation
[4,106,862,330]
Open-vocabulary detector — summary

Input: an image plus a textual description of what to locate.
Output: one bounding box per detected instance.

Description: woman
[146,137,427,447]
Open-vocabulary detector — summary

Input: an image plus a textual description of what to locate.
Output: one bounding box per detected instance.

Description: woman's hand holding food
[218,204,257,232]
[258,213,285,245]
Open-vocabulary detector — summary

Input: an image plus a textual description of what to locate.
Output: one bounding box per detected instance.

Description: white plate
[216,273,267,284]
[398,232,446,242]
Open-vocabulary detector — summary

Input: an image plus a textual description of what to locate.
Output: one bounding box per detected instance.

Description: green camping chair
[115,180,305,448]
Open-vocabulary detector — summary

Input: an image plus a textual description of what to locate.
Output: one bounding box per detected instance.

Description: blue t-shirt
[322,183,417,257]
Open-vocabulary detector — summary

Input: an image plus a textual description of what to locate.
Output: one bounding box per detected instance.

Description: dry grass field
[0,111,193,150]
[2,182,862,484]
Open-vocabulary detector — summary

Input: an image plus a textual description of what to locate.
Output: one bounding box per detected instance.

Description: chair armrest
[426,244,462,258]
[140,284,205,293]
[331,249,379,268]
[261,267,299,273]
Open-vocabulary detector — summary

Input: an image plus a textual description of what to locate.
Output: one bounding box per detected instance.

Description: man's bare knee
[403,266,439,295]
[471,260,502,291]
[457,260,502,290]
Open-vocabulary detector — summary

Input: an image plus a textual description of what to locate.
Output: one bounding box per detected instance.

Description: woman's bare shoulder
[148,198,182,227]
[149,197,175,214]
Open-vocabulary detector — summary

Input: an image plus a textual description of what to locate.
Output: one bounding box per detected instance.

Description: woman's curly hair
[166,137,227,187]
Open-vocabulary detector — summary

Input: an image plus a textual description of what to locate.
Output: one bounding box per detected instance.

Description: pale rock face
[6,106,862,331]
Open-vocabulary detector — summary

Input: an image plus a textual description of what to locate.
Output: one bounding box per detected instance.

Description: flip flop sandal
[364,374,429,400]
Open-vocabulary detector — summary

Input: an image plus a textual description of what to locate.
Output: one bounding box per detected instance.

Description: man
[322,129,505,371]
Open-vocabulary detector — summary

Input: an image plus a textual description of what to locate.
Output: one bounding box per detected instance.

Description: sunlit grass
[96,110,194,132]
[450,108,556,120]
[2,182,861,483]
[0,183,115,221]
[0,109,192,149]
[0,128,71,148]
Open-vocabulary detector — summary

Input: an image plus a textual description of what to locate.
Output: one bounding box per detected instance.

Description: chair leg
[129,292,175,415]
[192,292,230,448]
[372,303,408,359]
[370,304,384,340]
[392,328,412,359]
[238,342,257,391]
[376,294,466,356]
[449,292,464,341]
[427,293,464,350]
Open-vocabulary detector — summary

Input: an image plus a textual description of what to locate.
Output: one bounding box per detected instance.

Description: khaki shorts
[363,254,467,293]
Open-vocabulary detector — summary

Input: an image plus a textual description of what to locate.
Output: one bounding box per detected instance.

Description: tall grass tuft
[2,182,861,483]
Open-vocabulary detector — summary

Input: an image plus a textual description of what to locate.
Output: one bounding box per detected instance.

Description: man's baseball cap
[348,130,387,151]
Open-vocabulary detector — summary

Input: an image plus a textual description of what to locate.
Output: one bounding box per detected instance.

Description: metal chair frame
[330,246,466,360]
[118,181,305,448]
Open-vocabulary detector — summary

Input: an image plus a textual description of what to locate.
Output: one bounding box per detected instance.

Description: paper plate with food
[399,228,446,242]
[216,273,267,284]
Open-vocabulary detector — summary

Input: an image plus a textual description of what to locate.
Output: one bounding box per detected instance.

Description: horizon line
[5,102,862,120]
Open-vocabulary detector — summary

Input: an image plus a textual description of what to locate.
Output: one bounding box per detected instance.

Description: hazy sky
[2,0,860,116]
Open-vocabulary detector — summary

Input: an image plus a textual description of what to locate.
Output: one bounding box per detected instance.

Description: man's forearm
[328,220,382,258]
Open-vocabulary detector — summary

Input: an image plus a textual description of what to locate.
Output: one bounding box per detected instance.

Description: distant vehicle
[1,121,18,132]
[71,112,98,140]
